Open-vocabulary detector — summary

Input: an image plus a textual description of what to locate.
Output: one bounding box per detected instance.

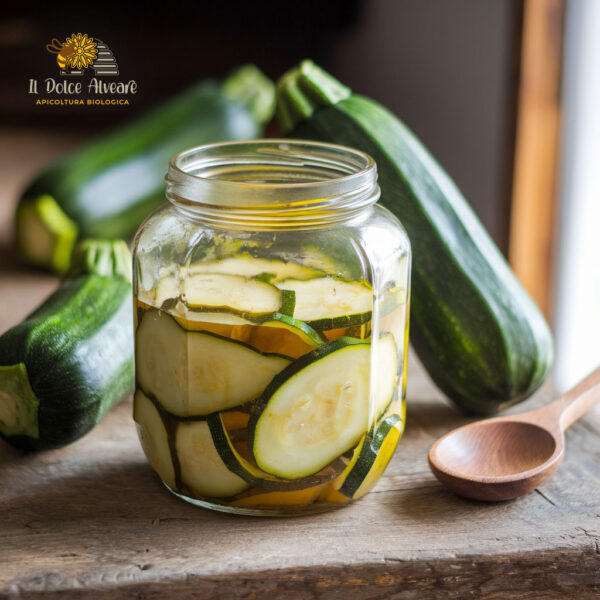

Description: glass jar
[132,139,411,516]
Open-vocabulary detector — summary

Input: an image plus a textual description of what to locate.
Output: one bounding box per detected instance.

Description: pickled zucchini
[176,420,249,498]
[338,414,404,499]
[188,254,323,283]
[276,276,372,330]
[133,390,176,489]
[374,333,400,418]
[135,310,290,416]
[207,412,342,490]
[174,311,323,359]
[250,337,395,479]
[185,273,295,319]
[247,314,323,358]
[133,260,406,511]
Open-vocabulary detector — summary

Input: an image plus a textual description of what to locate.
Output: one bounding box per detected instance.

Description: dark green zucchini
[0,239,134,450]
[17,65,275,273]
[276,60,553,414]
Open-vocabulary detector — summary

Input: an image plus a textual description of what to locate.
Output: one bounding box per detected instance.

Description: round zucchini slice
[188,254,323,283]
[176,420,249,498]
[250,337,373,479]
[207,412,342,491]
[135,310,290,416]
[276,276,372,330]
[184,273,295,319]
[133,389,176,490]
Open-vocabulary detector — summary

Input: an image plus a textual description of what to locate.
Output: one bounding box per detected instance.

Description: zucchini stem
[16,194,78,274]
[222,65,276,126]
[0,364,39,440]
[276,60,351,132]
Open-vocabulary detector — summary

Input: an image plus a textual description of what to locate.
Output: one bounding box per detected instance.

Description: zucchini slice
[153,273,180,308]
[174,311,254,343]
[152,272,295,319]
[174,311,322,359]
[176,420,249,498]
[247,314,323,358]
[220,410,251,431]
[133,390,176,490]
[188,254,323,283]
[373,333,400,418]
[135,310,290,416]
[207,412,342,491]
[337,414,404,500]
[230,484,326,508]
[185,273,295,319]
[276,276,372,330]
[250,337,373,479]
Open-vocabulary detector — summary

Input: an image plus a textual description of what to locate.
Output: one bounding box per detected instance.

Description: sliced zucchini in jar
[220,410,251,431]
[188,254,323,283]
[277,276,372,330]
[133,390,176,490]
[230,483,326,507]
[135,310,290,416]
[176,420,249,498]
[373,333,400,419]
[207,412,342,491]
[184,273,295,319]
[250,337,373,479]
[338,414,404,499]
[174,311,254,342]
[172,311,322,359]
[247,314,323,358]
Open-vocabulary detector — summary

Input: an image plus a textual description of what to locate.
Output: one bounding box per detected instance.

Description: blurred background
[1,0,598,392]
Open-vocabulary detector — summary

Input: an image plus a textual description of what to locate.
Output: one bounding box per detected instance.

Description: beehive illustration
[92,39,119,76]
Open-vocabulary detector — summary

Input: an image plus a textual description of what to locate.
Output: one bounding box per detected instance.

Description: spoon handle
[546,366,600,430]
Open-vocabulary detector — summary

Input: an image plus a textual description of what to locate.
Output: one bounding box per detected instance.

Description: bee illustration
[46,38,76,73]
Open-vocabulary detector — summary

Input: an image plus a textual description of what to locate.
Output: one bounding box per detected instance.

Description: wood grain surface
[1,131,600,599]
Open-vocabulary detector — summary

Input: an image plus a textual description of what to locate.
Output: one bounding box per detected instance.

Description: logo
[29,32,136,106]
[45,33,119,76]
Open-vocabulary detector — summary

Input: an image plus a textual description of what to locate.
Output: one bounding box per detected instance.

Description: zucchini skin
[0,275,133,450]
[279,66,553,413]
[20,83,261,240]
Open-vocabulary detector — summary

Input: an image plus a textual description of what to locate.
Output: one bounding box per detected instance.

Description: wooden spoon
[428,367,600,501]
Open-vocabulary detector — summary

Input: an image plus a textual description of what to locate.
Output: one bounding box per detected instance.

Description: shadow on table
[0,453,235,528]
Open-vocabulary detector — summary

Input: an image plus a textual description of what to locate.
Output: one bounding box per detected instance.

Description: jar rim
[165,139,380,229]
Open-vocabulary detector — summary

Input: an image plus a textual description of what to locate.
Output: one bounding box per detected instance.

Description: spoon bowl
[428,366,600,501]
[428,419,564,501]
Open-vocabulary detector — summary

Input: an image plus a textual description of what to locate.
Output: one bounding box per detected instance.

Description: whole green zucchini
[17,65,275,273]
[0,239,134,450]
[276,60,553,414]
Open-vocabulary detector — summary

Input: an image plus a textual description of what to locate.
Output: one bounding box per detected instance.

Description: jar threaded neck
[165,139,379,230]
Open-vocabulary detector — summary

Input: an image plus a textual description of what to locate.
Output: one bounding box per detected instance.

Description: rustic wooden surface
[1,131,600,599]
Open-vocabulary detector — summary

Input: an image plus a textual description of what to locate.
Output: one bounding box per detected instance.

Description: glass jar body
[132,142,411,516]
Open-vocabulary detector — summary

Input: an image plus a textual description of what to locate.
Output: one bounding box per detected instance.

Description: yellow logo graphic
[46,34,119,76]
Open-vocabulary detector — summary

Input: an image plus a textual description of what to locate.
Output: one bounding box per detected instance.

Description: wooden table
[1,131,600,599]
